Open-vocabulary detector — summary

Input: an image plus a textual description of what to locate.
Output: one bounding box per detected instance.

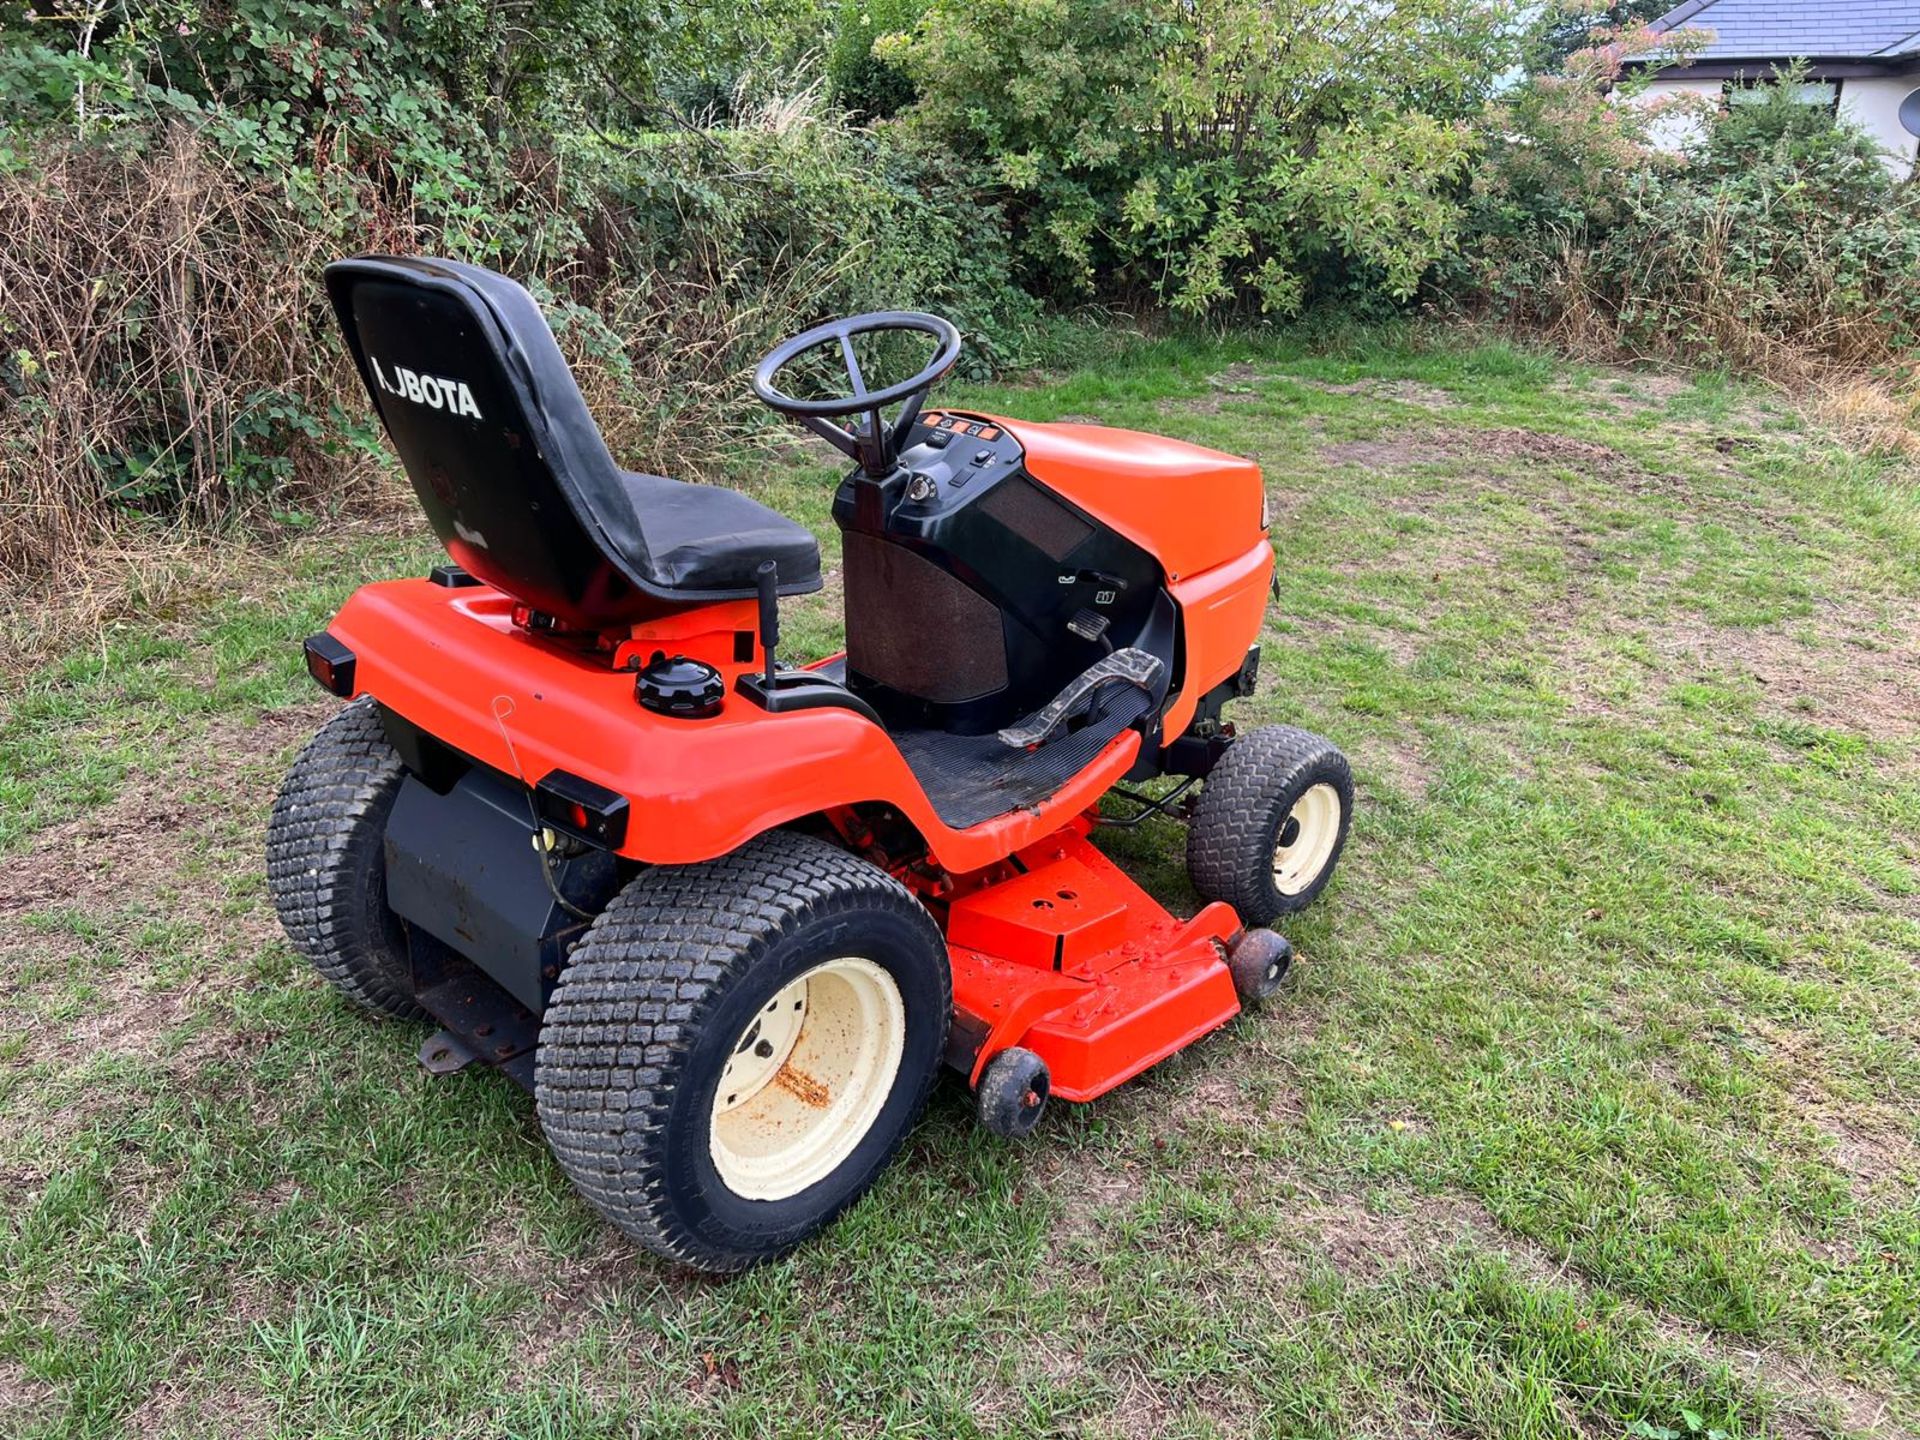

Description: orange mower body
[268,256,1353,1269]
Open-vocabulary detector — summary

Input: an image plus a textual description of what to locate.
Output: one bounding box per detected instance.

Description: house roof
[1650,0,1920,63]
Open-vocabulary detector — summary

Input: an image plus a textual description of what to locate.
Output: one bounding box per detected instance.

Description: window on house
[1723,78,1841,113]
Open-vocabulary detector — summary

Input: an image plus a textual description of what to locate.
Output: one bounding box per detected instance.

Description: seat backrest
[325,256,662,628]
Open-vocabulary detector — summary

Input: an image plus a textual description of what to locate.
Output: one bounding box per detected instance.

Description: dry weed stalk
[0,130,397,578]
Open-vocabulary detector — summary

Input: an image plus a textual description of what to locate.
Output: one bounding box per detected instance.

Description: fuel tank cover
[636,654,725,718]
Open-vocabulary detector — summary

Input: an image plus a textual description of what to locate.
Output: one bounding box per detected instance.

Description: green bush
[1609,82,1920,362]
[0,2,1032,572]
[1465,44,1920,368]
[826,0,925,121]
[4,0,1915,580]
[883,0,1515,316]
[577,115,1035,368]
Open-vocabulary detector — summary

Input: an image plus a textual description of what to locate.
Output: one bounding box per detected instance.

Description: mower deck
[942,826,1242,1101]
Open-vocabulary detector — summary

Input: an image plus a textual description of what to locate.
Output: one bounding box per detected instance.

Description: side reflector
[303,632,357,697]
[535,770,630,849]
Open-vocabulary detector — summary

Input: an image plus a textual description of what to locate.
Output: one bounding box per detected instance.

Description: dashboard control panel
[897,412,1024,509]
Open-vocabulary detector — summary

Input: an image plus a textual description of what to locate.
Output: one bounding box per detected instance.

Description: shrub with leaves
[0,2,1032,575]
[883,0,1516,316]
[1466,31,1920,370]
[826,0,926,121]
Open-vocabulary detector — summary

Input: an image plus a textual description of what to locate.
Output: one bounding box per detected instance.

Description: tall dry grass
[0,125,857,670]
[1519,221,1912,385]
[0,132,396,578]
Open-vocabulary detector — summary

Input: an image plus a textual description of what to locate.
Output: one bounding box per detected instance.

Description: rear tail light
[535,770,630,849]
[303,633,357,697]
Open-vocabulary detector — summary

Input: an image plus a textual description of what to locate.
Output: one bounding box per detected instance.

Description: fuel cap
[636,654,725,718]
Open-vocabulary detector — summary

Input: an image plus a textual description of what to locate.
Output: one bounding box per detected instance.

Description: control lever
[735,560,886,728]
[997,649,1164,750]
[755,560,780,685]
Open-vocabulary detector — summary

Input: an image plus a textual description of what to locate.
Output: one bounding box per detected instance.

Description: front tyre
[1187,725,1353,926]
[535,830,950,1272]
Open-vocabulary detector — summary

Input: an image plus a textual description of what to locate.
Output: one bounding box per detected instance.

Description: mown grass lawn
[2,330,1916,1440]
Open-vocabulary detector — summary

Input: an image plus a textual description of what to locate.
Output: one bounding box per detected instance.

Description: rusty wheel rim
[708,957,906,1201]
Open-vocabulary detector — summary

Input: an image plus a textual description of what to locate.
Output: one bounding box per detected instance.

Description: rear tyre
[265,698,424,1019]
[535,830,950,1272]
[1187,725,1353,926]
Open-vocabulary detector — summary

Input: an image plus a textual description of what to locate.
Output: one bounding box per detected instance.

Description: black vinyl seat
[616,470,820,594]
[325,255,821,630]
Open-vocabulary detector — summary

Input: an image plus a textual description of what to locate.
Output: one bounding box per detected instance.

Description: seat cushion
[617,472,822,594]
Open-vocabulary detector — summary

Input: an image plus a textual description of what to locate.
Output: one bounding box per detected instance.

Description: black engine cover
[832,417,1164,735]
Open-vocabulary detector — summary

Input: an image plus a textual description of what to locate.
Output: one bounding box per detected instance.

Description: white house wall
[1636,76,1721,150]
[1631,72,1920,179]
[1838,74,1920,178]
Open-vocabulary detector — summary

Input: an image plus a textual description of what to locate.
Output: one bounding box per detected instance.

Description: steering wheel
[752,311,963,477]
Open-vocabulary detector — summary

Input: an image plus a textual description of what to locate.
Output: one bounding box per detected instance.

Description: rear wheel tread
[265,697,424,1019]
[535,829,949,1272]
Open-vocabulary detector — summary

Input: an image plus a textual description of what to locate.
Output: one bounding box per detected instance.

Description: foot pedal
[998,648,1164,750]
[1066,608,1110,644]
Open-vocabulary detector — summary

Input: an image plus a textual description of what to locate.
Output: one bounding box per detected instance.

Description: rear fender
[325,579,1142,874]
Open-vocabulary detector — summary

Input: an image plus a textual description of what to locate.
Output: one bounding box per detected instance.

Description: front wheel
[534,830,950,1272]
[1187,725,1353,926]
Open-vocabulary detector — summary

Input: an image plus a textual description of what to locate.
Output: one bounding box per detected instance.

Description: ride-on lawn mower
[267,256,1354,1271]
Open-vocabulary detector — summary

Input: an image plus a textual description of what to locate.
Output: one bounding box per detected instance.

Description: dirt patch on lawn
[1647,613,1917,745]
[499,1243,658,1391]
[0,1359,55,1433]
[1303,377,1458,410]
[1655,1321,1909,1440]
[1754,1019,1920,1199]
[122,1378,274,1440]
[1207,361,1270,389]
[1319,425,1626,474]
[1289,1188,1907,1439]
[1290,1188,1583,1291]
[0,703,328,922]
[1551,367,1699,418]
[1034,1155,1152,1261]
[1169,364,1274,415]
[1355,733,1435,804]
[1543,596,1920,748]
[0,770,198,919]
[0,702,331,1107]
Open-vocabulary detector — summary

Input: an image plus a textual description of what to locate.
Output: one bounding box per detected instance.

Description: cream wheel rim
[709,957,906,1202]
[1272,783,1342,896]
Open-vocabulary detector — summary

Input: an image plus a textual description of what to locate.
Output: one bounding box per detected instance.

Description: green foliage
[885,0,1518,316]
[1466,47,1920,367]
[825,0,925,120]
[1,0,1915,560]
[0,1,1038,565]
[581,117,1035,363]
[1526,0,1669,74]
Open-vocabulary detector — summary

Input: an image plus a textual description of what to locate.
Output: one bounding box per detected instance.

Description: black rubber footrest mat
[892,686,1154,830]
